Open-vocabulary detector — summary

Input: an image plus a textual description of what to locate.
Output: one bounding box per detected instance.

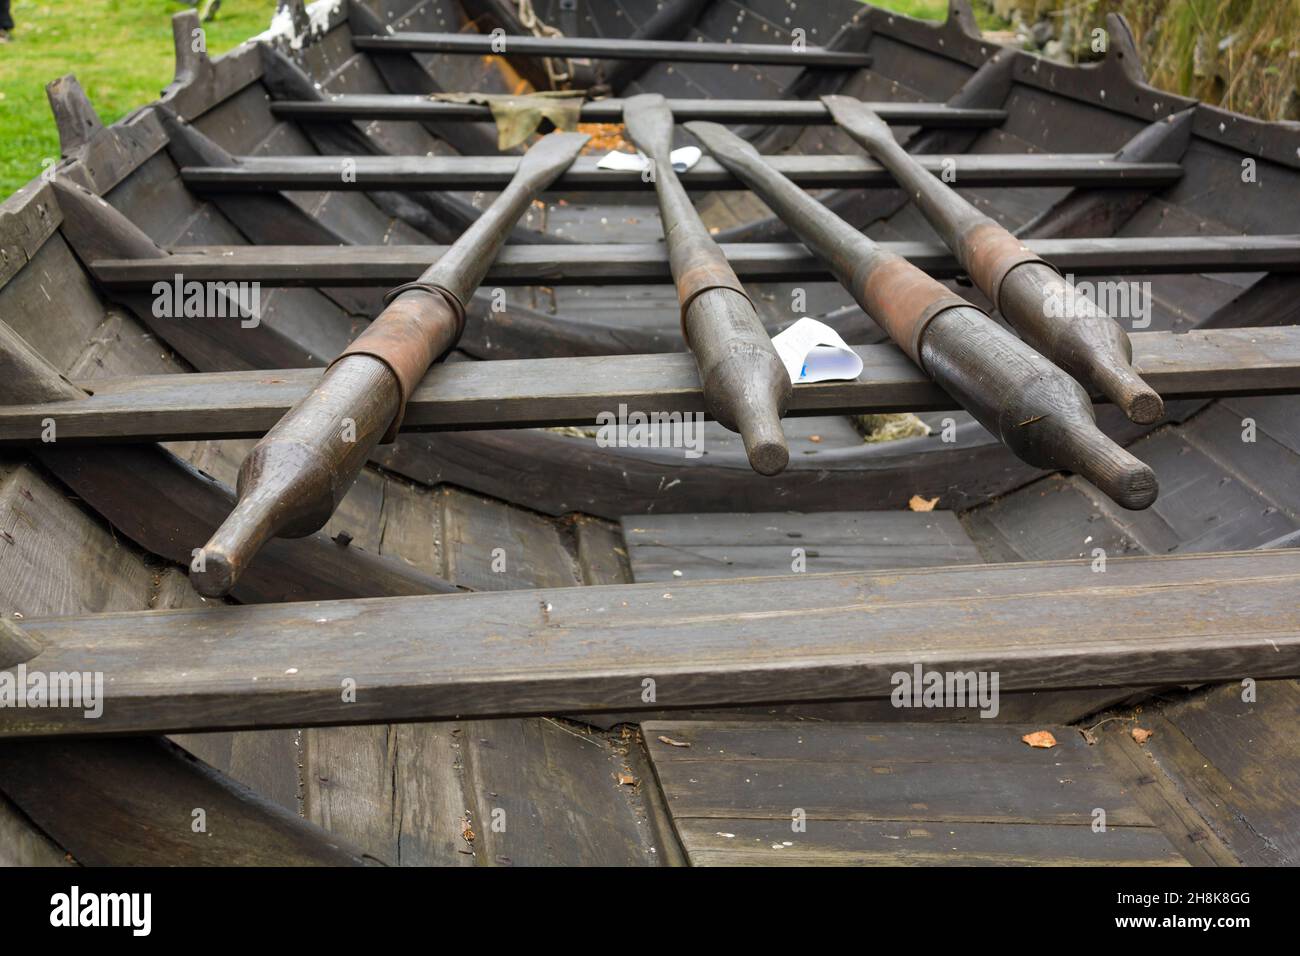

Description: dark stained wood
[180,153,1184,192]
[1097,680,1300,866]
[352,31,873,68]
[0,738,379,865]
[0,327,1293,445]
[92,235,1300,288]
[271,96,1005,127]
[0,791,70,866]
[4,550,1299,738]
[621,510,983,582]
[642,721,1187,866]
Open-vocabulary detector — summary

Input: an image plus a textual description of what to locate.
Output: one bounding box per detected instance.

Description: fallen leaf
[617,772,636,786]
[908,495,939,512]
[809,434,822,443]
[657,735,691,748]
[1131,727,1154,745]
[1022,730,1058,749]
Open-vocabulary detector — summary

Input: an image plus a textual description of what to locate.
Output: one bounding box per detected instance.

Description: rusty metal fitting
[855,255,978,370]
[332,285,465,441]
[668,231,754,346]
[961,221,1059,313]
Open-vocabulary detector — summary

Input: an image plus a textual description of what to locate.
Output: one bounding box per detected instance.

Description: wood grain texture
[4,550,1299,738]
[642,720,1187,866]
[1097,680,1300,866]
[0,738,378,866]
[351,31,873,67]
[180,153,1183,192]
[90,235,1300,288]
[622,510,982,582]
[1,328,1294,445]
[271,96,1005,126]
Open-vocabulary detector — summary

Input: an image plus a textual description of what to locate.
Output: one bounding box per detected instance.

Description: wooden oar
[822,95,1163,424]
[686,120,1158,510]
[624,94,792,475]
[192,132,589,597]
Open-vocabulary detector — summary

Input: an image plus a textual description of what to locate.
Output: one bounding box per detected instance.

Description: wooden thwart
[0,328,1294,444]
[91,235,1300,288]
[2,550,1298,738]
[351,32,873,67]
[270,96,1005,127]
[180,154,1183,192]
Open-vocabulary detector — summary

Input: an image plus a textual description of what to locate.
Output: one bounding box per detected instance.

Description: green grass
[867,0,1011,30]
[0,0,276,195]
[0,0,1015,197]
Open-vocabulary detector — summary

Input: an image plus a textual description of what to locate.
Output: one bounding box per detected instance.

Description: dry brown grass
[989,0,1300,120]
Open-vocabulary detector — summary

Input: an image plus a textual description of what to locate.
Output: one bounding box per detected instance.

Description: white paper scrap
[771,317,864,385]
[597,146,702,173]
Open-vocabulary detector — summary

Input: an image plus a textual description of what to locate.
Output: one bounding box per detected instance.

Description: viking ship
[0,0,1297,867]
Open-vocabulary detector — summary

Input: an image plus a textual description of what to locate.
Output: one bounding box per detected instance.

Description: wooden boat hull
[0,0,1297,868]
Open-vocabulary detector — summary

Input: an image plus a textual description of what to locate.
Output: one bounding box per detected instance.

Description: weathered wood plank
[271,96,1004,127]
[0,791,71,866]
[1098,680,1300,866]
[622,511,983,582]
[180,153,1183,192]
[3,550,1299,738]
[92,235,1300,288]
[352,32,872,67]
[1,328,1294,444]
[0,738,378,866]
[642,721,1187,866]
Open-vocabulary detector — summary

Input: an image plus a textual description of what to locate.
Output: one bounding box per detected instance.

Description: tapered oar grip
[626,96,792,477]
[822,95,1162,427]
[1088,358,1166,426]
[192,355,401,597]
[194,133,590,596]
[1055,425,1159,510]
[192,492,287,598]
[1000,264,1164,425]
[736,406,790,477]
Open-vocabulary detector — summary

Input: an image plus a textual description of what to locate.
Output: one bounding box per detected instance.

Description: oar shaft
[822,95,1162,424]
[624,94,791,476]
[193,132,589,597]
[685,120,1157,510]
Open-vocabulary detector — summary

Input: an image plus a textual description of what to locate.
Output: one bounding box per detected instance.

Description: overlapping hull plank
[1096,680,1300,867]
[0,0,1298,866]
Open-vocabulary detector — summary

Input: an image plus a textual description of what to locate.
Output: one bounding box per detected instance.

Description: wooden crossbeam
[3,550,1297,738]
[270,96,1006,128]
[352,32,873,68]
[0,329,1294,445]
[180,154,1183,193]
[92,236,1300,288]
